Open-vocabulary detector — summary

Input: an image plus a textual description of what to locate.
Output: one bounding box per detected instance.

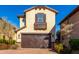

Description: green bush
[8,40,16,45]
[0,39,4,43]
[60,46,72,54]
[0,39,16,45]
[54,43,63,53]
[5,40,9,44]
[0,37,17,49]
[69,39,79,50]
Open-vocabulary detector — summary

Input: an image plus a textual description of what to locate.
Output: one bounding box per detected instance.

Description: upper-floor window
[36,13,46,23]
[22,18,26,25]
[34,13,47,30]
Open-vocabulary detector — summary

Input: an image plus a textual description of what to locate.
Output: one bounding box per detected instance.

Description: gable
[16,6,56,34]
[24,6,58,14]
[17,6,57,19]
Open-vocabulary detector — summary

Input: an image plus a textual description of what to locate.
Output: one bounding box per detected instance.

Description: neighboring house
[16,6,57,48]
[0,18,17,40]
[59,6,79,47]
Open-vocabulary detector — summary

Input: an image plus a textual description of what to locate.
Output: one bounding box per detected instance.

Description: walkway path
[0,48,57,54]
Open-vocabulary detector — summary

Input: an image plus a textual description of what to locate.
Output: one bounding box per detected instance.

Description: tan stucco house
[16,6,57,48]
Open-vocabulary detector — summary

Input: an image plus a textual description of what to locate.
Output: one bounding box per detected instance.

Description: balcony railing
[34,22,47,30]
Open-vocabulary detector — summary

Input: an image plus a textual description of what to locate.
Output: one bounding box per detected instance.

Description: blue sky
[0,5,77,31]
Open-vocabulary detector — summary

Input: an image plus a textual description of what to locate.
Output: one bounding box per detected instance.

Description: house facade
[0,18,17,40]
[59,6,79,47]
[16,6,57,48]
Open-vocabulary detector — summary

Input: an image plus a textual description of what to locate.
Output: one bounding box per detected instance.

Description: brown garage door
[21,33,51,48]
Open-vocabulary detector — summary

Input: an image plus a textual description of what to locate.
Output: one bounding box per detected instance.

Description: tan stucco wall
[19,18,24,28]
[16,8,56,42]
[25,9,55,33]
[16,28,27,42]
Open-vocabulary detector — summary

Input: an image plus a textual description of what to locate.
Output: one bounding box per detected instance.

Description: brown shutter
[44,14,46,22]
[35,14,37,23]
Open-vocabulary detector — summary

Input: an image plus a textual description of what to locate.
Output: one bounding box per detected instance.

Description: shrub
[0,36,17,49]
[9,40,16,45]
[5,39,16,45]
[69,39,79,50]
[5,40,9,44]
[0,39,4,43]
[0,39,16,45]
[54,43,63,53]
[60,46,72,54]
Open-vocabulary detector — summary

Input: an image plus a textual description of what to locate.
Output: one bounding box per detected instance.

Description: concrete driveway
[0,48,57,54]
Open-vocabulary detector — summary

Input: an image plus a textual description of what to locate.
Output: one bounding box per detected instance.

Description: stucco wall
[25,9,55,33]
[19,18,24,28]
[16,28,27,42]
[16,8,56,42]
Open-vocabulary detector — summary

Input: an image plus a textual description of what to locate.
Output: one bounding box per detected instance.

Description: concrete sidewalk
[0,48,57,54]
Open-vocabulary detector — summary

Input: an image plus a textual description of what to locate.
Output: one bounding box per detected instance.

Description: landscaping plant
[69,39,79,50]
[0,37,17,49]
[54,40,63,53]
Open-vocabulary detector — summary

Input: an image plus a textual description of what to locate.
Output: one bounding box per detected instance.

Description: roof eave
[59,6,79,25]
[17,15,24,19]
[24,6,58,14]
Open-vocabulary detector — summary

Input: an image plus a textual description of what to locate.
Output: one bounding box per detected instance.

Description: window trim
[35,13,46,23]
[34,13,47,30]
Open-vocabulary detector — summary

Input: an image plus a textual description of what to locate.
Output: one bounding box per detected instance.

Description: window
[22,18,26,25]
[18,34,21,39]
[36,13,46,23]
[34,13,47,30]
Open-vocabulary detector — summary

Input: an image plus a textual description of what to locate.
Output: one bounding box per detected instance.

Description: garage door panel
[21,34,51,48]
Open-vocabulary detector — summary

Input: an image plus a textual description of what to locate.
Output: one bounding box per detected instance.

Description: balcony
[34,22,47,30]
